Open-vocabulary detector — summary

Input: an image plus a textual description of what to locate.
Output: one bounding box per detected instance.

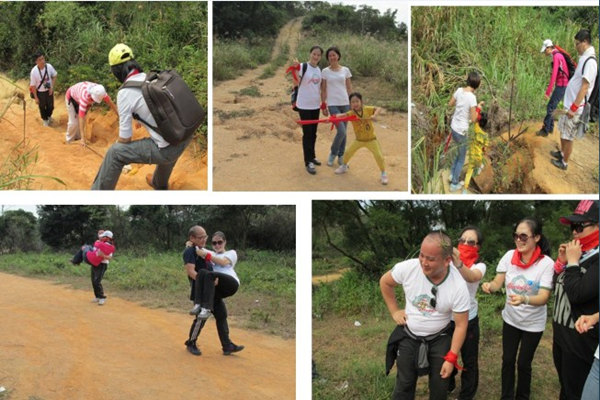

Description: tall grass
[213,38,275,81]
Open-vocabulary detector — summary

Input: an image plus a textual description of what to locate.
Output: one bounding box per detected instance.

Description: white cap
[540,39,553,53]
[89,84,107,103]
[99,230,113,239]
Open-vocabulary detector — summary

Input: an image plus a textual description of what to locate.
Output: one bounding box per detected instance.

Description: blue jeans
[328,105,350,158]
[450,129,467,185]
[543,85,566,134]
[581,357,599,400]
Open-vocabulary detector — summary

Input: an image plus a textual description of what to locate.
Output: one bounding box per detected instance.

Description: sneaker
[197,307,212,320]
[189,304,202,315]
[551,159,567,170]
[327,154,335,166]
[306,162,317,175]
[449,182,463,192]
[223,343,245,355]
[98,298,106,305]
[92,298,99,303]
[335,164,349,174]
[42,119,49,127]
[381,172,388,185]
[185,340,202,356]
[311,158,322,166]
[536,128,548,137]
[550,150,563,160]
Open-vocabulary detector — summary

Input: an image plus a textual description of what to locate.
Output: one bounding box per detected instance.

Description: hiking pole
[85,144,104,159]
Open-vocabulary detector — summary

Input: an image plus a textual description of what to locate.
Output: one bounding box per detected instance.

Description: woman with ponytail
[482,217,554,400]
[448,226,486,399]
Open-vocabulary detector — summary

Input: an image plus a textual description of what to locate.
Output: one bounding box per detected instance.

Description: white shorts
[558,113,581,141]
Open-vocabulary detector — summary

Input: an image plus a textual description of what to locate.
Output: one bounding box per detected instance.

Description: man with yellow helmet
[91,43,191,190]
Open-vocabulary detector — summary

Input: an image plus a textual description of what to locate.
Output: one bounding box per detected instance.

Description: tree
[37,205,111,249]
[0,209,41,253]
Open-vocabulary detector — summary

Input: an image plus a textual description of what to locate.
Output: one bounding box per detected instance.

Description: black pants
[91,263,108,299]
[36,90,54,120]
[193,270,239,309]
[553,335,594,400]
[450,316,480,400]
[393,329,451,400]
[501,321,543,400]
[298,108,320,165]
[188,297,232,349]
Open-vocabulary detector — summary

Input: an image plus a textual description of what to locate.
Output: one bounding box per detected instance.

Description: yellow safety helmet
[108,43,134,66]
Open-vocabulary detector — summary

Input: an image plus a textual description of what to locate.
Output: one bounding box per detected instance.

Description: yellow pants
[345,139,386,172]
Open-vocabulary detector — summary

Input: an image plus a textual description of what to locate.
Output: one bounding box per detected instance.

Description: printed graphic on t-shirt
[308,72,321,85]
[506,274,540,295]
[411,294,435,316]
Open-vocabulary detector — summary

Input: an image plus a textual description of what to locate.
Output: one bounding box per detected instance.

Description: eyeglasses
[195,234,207,239]
[513,233,532,242]
[430,286,438,309]
[458,238,478,246]
[212,240,224,246]
[572,222,595,233]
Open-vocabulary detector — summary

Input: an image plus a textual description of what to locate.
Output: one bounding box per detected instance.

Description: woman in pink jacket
[538,39,570,136]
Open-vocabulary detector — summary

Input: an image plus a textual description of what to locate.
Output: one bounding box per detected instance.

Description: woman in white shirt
[321,46,352,167]
[482,217,554,400]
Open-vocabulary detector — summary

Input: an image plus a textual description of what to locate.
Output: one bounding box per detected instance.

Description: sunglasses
[513,233,533,242]
[212,240,224,246]
[430,286,438,309]
[458,238,478,246]
[571,222,595,233]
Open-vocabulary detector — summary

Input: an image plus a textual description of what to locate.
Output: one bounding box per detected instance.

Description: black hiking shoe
[306,162,317,175]
[185,340,202,356]
[550,150,563,160]
[311,158,322,166]
[551,159,567,170]
[223,343,245,355]
[536,128,548,137]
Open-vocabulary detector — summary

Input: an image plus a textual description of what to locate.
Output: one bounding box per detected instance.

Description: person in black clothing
[183,225,243,356]
[552,200,599,400]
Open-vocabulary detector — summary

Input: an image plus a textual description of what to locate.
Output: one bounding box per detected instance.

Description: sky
[329,0,409,25]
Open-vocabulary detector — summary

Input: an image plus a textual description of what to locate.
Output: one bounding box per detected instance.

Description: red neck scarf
[580,230,600,252]
[458,244,479,268]
[511,246,543,269]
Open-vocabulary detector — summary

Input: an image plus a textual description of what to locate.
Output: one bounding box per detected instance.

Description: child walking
[334,92,388,185]
[448,71,484,192]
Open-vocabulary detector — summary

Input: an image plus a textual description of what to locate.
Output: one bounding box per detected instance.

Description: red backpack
[554,45,577,80]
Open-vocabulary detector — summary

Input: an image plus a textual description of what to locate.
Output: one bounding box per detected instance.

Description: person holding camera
[29,51,57,127]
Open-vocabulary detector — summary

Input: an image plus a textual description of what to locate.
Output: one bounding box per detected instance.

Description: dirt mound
[0,272,294,399]
[213,19,408,191]
[0,77,206,190]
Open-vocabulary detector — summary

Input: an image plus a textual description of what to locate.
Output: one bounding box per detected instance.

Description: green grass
[313,262,560,399]
[214,109,256,121]
[0,249,295,338]
[259,43,290,79]
[239,85,262,97]
[213,38,275,81]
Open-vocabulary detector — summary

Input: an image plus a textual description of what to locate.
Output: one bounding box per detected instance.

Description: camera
[43,82,51,89]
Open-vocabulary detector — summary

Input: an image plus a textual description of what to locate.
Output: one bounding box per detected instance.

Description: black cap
[559,200,599,225]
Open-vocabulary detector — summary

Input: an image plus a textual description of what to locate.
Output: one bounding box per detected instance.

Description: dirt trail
[213,18,408,191]
[0,78,206,190]
[312,268,350,285]
[0,272,294,399]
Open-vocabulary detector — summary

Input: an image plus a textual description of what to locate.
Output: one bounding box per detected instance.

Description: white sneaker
[449,182,463,192]
[42,119,49,127]
[335,164,349,174]
[198,307,212,320]
[92,298,99,303]
[381,172,389,185]
[98,298,106,305]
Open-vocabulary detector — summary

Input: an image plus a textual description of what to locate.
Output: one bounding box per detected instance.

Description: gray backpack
[121,70,205,145]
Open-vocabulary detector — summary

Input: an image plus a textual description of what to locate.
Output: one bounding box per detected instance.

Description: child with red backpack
[538,39,575,137]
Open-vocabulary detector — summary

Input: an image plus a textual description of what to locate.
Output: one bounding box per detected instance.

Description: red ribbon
[296,114,359,130]
[205,252,212,262]
[554,259,566,274]
[458,244,479,268]
[443,350,465,371]
[285,64,301,82]
[511,246,543,269]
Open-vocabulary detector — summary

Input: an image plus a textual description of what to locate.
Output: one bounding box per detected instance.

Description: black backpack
[291,62,308,112]
[554,46,577,80]
[582,56,599,123]
[121,70,205,145]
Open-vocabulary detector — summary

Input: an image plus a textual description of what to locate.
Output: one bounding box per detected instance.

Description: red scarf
[580,230,599,252]
[458,244,479,268]
[511,246,543,269]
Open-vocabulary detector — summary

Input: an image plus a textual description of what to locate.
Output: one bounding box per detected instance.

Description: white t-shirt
[29,64,57,92]
[117,73,169,148]
[390,258,470,336]
[496,250,554,332]
[322,66,352,106]
[450,87,477,135]
[296,63,322,110]
[451,261,486,321]
[564,46,597,115]
[208,249,239,284]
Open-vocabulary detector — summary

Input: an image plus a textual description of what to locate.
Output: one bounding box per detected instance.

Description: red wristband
[320,102,327,110]
[443,350,465,371]
[570,103,579,112]
[554,259,566,275]
[205,252,212,262]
